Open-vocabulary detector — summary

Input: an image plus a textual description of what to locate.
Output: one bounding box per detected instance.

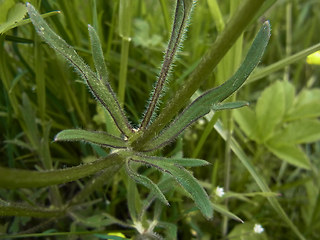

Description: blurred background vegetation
[1,0,320,239]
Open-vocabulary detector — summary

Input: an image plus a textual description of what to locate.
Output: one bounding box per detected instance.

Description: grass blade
[212,203,243,223]
[214,121,306,240]
[248,42,320,84]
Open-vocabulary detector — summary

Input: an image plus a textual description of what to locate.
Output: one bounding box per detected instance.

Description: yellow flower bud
[307,51,320,65]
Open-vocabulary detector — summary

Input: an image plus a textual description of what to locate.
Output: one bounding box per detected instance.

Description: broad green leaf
[212,203,243,223]
[266,142,310,169]
[286,88,320,120]
[214,121,306,240]
[282,80,296,114]
[270,119,320,144]
[54,129,127,148]
[140,0,194,128]
[0,0,15,23]
[144,22,271,151]
[125,160,168,205]
[0,4,59,35]
[256,81,285,142]
[0,3,27,34]
[131,154,213,219]
[26,3,133,137]
[233,107,258,141]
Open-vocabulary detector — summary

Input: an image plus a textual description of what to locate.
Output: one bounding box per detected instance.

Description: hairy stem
[140,0,192,129]
[0,154,124,188]
[132,0,265,149]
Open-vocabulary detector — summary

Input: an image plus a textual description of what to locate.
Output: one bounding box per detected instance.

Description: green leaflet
[269,119,320,145]
[256,81,285,142]
[125,159,169,206]
[54,129,128,148]
[26,3,133,137]
[286,88,320,120]
[140,0,194,128]
[130,154,213,219]
[266,142,310,169]
[143,21,271,151]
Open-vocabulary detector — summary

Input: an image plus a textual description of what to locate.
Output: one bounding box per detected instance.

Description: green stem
[118,0,133,106]
[118,37,130,106]
[0,199,65,218]
[0,154,124,189]
[191,112,221,158]
[159,0,171,33]
[284,1,292,82]
[132,0,266,148]
[222,0,242,235]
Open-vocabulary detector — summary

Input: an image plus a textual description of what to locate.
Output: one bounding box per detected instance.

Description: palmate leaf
[26,3,133,137]
[54,129,128,148]
[140,0,194,129]
[143,21,270,151]
[129,153,213,219]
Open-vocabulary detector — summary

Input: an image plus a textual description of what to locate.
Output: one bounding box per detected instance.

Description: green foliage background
[1,0,320,239]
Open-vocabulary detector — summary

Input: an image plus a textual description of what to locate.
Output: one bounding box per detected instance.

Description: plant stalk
[0,154,124,188]
[132,0,266,149]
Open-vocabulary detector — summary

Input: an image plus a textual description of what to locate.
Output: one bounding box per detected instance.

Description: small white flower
[215,186,225,197]
[253,224,264,234]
